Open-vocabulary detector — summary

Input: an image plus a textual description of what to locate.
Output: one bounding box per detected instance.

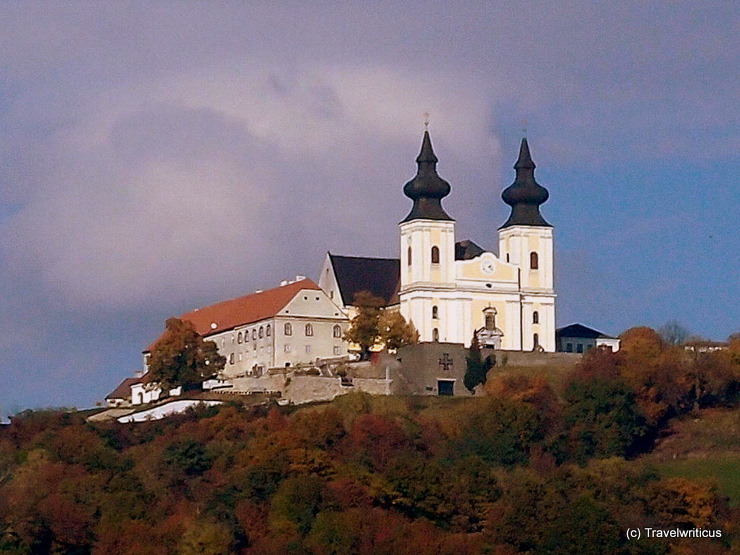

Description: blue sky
[0,1,737,414]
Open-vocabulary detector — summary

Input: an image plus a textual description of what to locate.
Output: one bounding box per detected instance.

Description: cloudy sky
[0,1,737,414]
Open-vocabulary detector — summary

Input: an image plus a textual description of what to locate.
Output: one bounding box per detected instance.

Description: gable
[279,289,347,319]
[457,252,518,282]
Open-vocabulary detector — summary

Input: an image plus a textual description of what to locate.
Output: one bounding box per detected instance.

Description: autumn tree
[343,292,385,360]
[619,326,664,359]
[464,333,493,393]
[146,318,225,391]
[344,292,418,358]
[378,310,419,351]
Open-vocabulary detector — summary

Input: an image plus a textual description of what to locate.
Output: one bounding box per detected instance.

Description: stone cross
[439,353,453,372]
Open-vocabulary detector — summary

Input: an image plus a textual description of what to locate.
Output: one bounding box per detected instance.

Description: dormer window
[431,246,440,264]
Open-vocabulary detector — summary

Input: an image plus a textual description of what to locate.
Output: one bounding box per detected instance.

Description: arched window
[284,322,292,336]
[533,311,539,324]
[431,246,440,264]
[237,331,243,344]
[533,333,539,347]
[229,353,235,364]
[407,246,412,266]
[305,323,313,336]
[433,328,439,342]
[258,326,264,338]
[432,305,438,319]
[266,324,271,337]
[333,324,342,338]
[252,329,256,340]
[530,251,539,270]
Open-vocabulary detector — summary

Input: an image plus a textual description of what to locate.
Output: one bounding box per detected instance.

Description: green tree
[454,398,541,467]
[464,333,493,393]
[560,373,648,462]
[343,291,385,360]
[146,318,225,391]
[378,310,419,351]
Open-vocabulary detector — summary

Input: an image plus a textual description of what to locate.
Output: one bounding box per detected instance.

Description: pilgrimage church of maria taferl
[319,131,557,352]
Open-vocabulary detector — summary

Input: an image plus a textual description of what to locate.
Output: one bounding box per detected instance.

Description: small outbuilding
[105,377,142,407]
[556,323,620,353]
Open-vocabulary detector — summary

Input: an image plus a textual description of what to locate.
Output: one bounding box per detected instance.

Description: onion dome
[499,138,551,228]
[401,131,454,222]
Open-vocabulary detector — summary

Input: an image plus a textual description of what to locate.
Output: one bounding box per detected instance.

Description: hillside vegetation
[0,328,738,554]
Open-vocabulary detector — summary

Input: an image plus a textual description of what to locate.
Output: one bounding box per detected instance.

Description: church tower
[498,138,556,351]
[399,131,456,343]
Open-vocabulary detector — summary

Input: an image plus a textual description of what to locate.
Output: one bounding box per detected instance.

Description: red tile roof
[106,376,142,400]
[144,278,322,352]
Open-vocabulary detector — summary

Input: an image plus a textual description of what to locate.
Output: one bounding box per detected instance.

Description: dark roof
[500,138,551,229]
[329,254,400,307]
[556,323,615,339]
[401,131,454,222]
[106,377,142,400]
[455,240,485,260]
[145,279,322,351]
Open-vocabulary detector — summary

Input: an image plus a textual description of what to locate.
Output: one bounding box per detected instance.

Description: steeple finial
[401,131,453,223]
[499,138,551,229]
[514,137,536,170]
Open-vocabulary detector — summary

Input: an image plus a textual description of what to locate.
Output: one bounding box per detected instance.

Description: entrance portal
[437,379,454,396]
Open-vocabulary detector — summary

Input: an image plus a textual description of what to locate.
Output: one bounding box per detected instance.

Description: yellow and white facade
[397,133,556,351]
[321,132,557,352]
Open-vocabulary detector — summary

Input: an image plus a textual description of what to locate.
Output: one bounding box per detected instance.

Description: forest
[1,327,738,554]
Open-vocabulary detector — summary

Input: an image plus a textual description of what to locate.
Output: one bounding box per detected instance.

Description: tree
[464,333,493,393]
[619,326,664,359]
[658,320,692,346]
[560,372,648,462]
[146,318,225,391]
[378,310,419,351]
[343,291,385,360]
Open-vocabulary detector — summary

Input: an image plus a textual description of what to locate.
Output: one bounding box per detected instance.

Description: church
[110,129,559,407]
[319,131,556,352]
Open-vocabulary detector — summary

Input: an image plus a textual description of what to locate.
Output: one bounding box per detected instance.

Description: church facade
[320,132,556,352]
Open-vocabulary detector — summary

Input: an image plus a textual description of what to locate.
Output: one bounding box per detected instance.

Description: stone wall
[284,375,390,405]
[394,343,582,396]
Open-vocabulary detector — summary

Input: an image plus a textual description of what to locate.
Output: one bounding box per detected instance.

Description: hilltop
[1,331,738,554]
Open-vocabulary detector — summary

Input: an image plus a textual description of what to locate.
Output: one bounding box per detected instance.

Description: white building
[320,132,556,351]
[144,277,350,379]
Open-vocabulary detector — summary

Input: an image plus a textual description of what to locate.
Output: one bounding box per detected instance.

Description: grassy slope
[639,406,740,506]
